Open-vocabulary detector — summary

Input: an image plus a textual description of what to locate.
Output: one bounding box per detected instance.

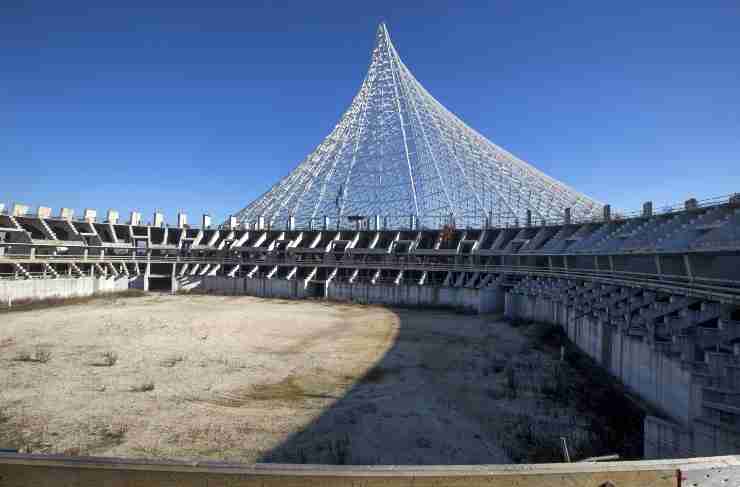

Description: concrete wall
[0,277,134,304]
[504,291,739,459]
[174,277,308,300]
[327,282,483,312]
[172,277,505,314]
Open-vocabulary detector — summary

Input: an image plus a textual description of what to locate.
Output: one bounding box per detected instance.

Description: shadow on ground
[257,307,644,465]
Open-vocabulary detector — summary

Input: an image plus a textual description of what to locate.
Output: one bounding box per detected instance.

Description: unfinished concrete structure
[2,196,740,459]
[2,23,739,464]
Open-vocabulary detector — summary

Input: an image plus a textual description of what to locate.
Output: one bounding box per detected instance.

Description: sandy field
[0,294,637,464]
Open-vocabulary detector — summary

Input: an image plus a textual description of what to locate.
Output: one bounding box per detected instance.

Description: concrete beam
[0,453,685,487]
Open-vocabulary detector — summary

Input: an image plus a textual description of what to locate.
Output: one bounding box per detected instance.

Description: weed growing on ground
[14,346,51,363]
[91,351,118,367]
[130,381,155,392]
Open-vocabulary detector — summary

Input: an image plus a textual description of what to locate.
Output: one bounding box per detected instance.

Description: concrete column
[107,210,119,224]
[410,214,417,230]
[0,203,4,214]
[287,215,296,231]
[258,215,266,231]
[322,216,329,230]
[12,203,29,216]
[130,211,142,226]
[202,214,211,229]
[144,263,150,291]
[383,216,389,229]
[153,211,164,227]
[685,198,698,211]
[603,204,611,221]
[37,206,51,218]
[564,207,571,225]
[525,209,532,227]
[177,212,187,228]
[60,208,74,220]
[683,254,693,281]
[228,215,237,229]
[730,193,740,207]
[84,209,97,222]
[372,215,380,231]
[643,201,653,217]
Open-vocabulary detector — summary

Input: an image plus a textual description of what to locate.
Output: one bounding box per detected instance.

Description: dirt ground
[0,294,639,464]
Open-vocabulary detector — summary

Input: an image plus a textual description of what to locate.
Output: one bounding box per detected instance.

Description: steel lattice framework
[234,24,603,229]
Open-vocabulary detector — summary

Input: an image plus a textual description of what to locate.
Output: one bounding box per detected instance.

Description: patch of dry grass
[14,346,52,364]
[1,289,146,314]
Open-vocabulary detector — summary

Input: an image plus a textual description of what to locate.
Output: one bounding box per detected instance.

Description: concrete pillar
[322,216,329,230]
[37,206,52,218]
[410,214,417,230]
[258,215,266,231]
[383,216,389,229]
[130,211,142,226]
[153,211,164,227]
[177,212,187,228]
[228,215,237,229]
[287,215,296,231]
[83,208,97,222]
[525,209,532,227]
[643,201,653,217]
[12,203,29,217]
[143,263,150,291]
[373,215,380,231]
[603,204,611,221]
[564,207,571,225]
[0,203,4,214]
[107,210,119,224]
[202,214,211,229]
[730,193,740,207]
[685,198,698,211]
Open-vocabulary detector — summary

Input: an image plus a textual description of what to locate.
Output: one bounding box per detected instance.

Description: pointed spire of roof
[234,25,602,229]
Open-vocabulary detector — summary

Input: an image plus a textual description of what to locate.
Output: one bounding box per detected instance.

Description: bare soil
[0,294,641,464]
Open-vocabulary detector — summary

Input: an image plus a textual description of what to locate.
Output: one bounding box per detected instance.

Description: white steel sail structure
[234,24,602,229]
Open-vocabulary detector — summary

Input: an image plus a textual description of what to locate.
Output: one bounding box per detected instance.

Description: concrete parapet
[153,211,164,227]
[0,452,685,487]
[83,209,97,222]
[685,198,698,211]
[564,207,571,225]
[177,212,187,228]
[130,211,142,226]
[12,203,29,217]
[36,206,51,218]
[202,214,212,229]
[603,204,611,221]
[643,201,653,217]
[59,208,74,220]
[106,209,119,224]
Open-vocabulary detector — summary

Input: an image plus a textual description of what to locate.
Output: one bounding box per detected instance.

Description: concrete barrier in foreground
[3,452,729,487]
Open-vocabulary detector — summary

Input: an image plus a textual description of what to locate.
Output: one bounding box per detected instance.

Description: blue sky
[2,1,738,224]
